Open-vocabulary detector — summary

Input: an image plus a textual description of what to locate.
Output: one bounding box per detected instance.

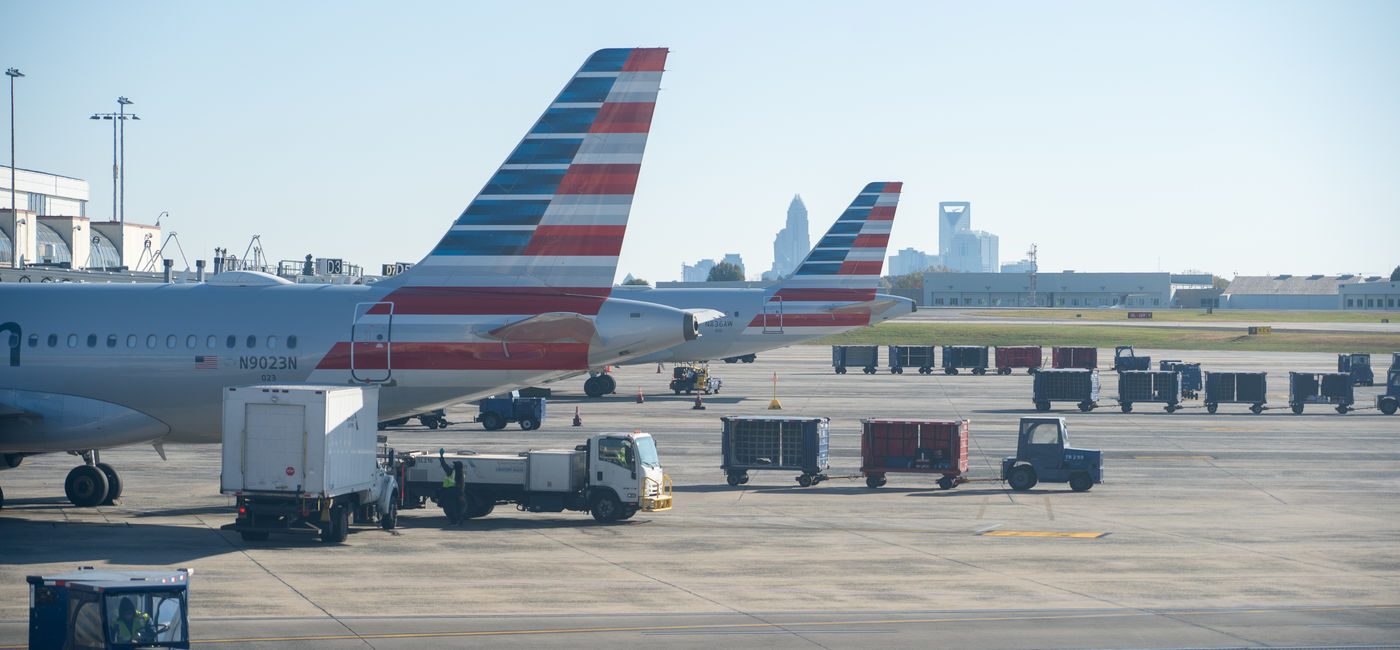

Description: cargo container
[860,419,968,489]
[832,345,878,375]
[1051,346,1098,369]
[1159,360,1203,399]
[887,345,936,374]
[1202,371,1267,414]
[1116,370,1183,413]
[721,416,829,487]
[1032,369,1100,412]
[995,346,1043,375]
[1288,371,1355,414]
[941,345,990,375]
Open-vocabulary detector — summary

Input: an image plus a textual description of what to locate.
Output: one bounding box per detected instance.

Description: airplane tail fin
[777,182,902,300]
[390,48,668,292]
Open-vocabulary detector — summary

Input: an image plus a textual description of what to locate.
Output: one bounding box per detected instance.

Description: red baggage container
[1052,346,1097,369]
[860,419,968,489]
[995,346,1043,375]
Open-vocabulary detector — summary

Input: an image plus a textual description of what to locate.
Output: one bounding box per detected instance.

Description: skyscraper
[766,195,810,279]
[938,202,971,259]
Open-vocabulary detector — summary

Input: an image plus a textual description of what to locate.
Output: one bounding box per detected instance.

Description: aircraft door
[351,302,393,383]
[762,296,784,334]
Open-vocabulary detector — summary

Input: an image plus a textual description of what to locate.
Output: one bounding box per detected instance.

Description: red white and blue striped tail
[781,182,902,294]
[391,48,668,291]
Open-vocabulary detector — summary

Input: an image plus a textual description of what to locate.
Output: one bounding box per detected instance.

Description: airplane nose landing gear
[63,450,122,507]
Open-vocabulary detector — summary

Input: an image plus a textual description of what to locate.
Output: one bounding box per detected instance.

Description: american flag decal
[194,356,218,369]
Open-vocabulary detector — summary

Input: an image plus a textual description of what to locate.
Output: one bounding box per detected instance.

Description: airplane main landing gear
[583,372,617,398]
[64,450,123,507]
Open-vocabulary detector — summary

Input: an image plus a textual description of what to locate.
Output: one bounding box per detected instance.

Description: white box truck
[394,432,671,522]
[220,385,398,543]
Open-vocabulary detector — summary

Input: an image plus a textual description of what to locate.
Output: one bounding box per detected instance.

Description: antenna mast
[1027,243,1038,307]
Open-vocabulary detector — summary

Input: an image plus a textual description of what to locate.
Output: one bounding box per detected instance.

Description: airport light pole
[6,67,21,268]
[91,98,139,267]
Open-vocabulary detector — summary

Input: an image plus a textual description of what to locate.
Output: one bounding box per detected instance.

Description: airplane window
[107,334,118,348]
[166,335,177,349]
[287,335,298,349]
[28,334,37,347]
[48,333,57,347]
[186,335,197,349]
[207,335,216,348]
[147,334,157,349]
[267,335,278,349]
[246,335,256,349]
[226,335,236,349]
[67,334,78,348]
[86,334,97,348]
[127,334,137,348]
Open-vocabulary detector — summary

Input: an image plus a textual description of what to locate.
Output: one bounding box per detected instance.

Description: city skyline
[2,1,1396,282]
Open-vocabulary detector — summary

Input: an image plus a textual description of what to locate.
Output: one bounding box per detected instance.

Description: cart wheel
[796,475,813,487]
[1336,405,1349,414]
[1035,401,1050,412]
[1250,404,1264,415]
[865,475,886,489]
[973,367,986,376]
[1028,367,1038,375]
[1121,403,1133,413]
[946,368,957,375]
[1165,403,1177,413]
[938,476,955,490]
[1381,398,1398,415]
[1069,473,1093,492]
[518,417,539,431]
[1206,403,1218,414]
[835,366,845,374]
[739,473,749,485]
[726,473,742,487]
[1291,403,1304,414]
[1007,465,1037,491]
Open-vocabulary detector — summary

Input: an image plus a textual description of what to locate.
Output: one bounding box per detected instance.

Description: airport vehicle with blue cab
[475,396,546,431]
[27,567,191,649]
[1002,416,1102,492]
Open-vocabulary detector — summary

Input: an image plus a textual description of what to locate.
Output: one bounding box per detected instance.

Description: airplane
[0,46,709,509]
[578,182,915,397]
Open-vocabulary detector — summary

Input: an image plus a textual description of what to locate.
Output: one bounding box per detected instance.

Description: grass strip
[808,322,1399,354]
[965,309,1400,324]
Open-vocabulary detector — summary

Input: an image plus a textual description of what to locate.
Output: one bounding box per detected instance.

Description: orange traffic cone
[572,406,582,427]
[636,387,645,404]
[692,394,706,410]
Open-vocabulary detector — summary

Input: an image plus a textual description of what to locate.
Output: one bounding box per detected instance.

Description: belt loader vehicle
[395,432,672,522]
[1002,416,1102,492]
[221,385,399,543]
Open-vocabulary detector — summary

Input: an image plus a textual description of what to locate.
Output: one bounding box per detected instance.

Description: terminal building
[923,271,1172,308]
[2,166,160,273]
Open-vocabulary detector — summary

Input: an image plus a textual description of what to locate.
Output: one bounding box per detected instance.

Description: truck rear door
[243,403,307,491]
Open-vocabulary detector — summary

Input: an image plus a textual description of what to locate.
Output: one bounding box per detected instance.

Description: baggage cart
[887,345,936,374]
[1202,371,1267,414]
[1288,372,1355,414]
[941,345,990,375]
[1159,360,1203,399]
[1117,370,1184,413]
[860,419,968,489]
[1032,369,1100,412]
[721,416,829,487]
[995,345,1043,375]
[832,345,878,375]
[1051,346,1097,369]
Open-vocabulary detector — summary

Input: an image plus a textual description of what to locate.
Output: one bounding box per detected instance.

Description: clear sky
[4,0,1397,281]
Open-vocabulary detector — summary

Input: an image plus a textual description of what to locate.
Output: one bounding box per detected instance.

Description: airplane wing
[484,312,598,344]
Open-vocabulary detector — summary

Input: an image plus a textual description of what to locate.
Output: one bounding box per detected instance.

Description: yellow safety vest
[111,612,151,642]
[442,474,455,488]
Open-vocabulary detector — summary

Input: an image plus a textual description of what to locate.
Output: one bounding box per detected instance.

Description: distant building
[682,258,716,282]
[1001,259,1035,274]
[1339,278,1400,310]
[722,253,746,279]
[1221,275,1365,310]
[938,202,970,259]
[2,166,158,271]
[924,271,1171,308]
[765,195,809,280]
[945,230,998,273]
[889,247,938,276]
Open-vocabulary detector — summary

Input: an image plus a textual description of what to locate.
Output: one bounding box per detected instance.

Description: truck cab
[27,568,191,649]
[1001,417,1102,492]
[1113,345,1150,371]
[1338,353,1374,386]
[587,432,672,520]
[1378,368,1400,415]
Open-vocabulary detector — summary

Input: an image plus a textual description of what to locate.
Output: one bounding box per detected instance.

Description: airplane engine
[0,389,170,454]
[588,298,709,367]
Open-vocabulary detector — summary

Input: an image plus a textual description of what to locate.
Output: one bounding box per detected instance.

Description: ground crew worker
[110,597,152,644]
[438,449,466,525]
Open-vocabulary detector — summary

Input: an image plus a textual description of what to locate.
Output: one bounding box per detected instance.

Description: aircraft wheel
[742,355,756,363]
[96,463,123,504]
[583,376,607,398]
[599,374,617,394]
[65,465,109,508]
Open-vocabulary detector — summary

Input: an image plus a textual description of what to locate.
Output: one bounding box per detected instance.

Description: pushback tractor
[1002,417,1102,492]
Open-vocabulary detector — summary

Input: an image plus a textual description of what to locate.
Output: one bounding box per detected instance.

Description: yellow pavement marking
[980,530,1107,538]
[1133,455,1215,460]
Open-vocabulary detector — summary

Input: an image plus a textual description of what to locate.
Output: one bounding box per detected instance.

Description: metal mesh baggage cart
[832,345,878,374]
[1032,369,1100,412]
[1117,370,1184,413]
[941,345,990,375]
[1202,371,1267,414]
[1288,371,1355,414]
[721,416,830,486]
[887,345,936,374]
